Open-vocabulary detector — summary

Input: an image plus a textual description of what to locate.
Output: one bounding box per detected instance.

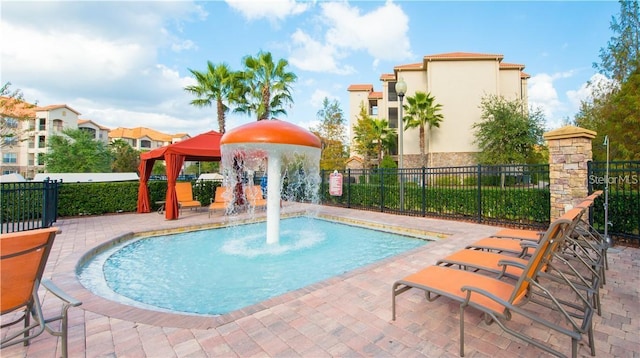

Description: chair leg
[459,305,465,357]
[24,308,31,346]
[588,323,596,356]
[61,303,72,358]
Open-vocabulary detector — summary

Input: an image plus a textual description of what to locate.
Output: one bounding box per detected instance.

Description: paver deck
[1,204,638,357]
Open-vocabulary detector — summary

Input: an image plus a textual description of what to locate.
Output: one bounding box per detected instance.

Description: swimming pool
[78,216,431,315]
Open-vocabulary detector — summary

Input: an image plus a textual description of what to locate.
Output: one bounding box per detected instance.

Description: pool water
[78,216,430,315]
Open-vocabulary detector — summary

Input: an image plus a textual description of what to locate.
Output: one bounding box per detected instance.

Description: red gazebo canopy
[137,130,223,220]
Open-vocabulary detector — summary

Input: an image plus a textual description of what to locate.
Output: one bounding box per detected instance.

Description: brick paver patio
[1,204,638,357]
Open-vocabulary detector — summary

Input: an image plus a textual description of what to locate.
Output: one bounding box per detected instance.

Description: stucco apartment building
[1,98,188,178]
[108,127,189,151]
[347,52,529,168]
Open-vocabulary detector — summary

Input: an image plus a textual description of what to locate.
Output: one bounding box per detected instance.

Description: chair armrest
[41,278,82,307]
[497,259,526,270]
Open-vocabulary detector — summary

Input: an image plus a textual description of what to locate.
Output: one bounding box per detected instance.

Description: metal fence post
[41,179,49,228]
[477,164,482,223]
[347,168,351,208]
[421,167,427,217]
[379,168,384,212]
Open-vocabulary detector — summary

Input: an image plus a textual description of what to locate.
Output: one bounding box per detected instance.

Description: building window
[39,118,46,131]
[2,117,19,128]
[81,127,97,138]
[140,140,151,148]
[369,102,378,116]
[3,136,18,146]
[3,170,18,175]
[3,153,17,163]
[388,108,398,129]
[38,136,46,148]
[388,82,398,101]
[53,119,64,132]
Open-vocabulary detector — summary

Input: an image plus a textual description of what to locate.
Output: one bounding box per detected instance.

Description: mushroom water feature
[220,120,322,245]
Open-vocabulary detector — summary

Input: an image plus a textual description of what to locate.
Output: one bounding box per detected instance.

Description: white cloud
[528,70,578,128]
[171,39,197,52]
[1,1,207,135]
[566,73,615,109]
[528,73,563,117]
[309,89,339,108]
[225,0,310,22]
[288,1,412,75]
[289,29,355,74]
[2,22,151,83]
[321,1,412,62]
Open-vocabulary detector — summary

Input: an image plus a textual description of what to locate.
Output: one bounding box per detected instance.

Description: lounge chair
[208,186,229,217]
[175,182,202,213]
[484,191,603,244]
[392,216,595,358]
[466,201,594,256]
[438,207,603,314]
[1,227,82,358]
[246,185,267,209]
[465,196,607,297]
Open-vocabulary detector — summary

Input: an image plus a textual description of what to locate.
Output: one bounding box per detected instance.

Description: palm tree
[371,118,396,166]
[236,51,297,120]
[403,91,444,167]
[184,61,239,133]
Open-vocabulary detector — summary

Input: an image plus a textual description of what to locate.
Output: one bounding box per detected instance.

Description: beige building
[1,97,187,178]
[347,52,529,168]
[8,104,84,178]
[108,127,189,151]
[78,119,111,143]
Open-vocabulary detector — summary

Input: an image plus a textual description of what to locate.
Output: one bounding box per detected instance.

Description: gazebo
[137,130,223,220]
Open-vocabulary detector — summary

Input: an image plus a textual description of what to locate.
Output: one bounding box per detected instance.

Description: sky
[1,0,621,137]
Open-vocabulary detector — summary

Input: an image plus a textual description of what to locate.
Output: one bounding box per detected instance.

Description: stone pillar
[543,126,596,219]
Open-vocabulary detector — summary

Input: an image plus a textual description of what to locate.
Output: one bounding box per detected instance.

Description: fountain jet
[220,120,321,244]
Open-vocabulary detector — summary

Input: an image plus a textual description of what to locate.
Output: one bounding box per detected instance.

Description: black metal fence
[588,160,640,241]
[1,179,61,234]
[320,164,550,230]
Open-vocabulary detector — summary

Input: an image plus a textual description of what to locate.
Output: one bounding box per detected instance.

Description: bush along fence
[1,179,60,234]
[320,164,551,230]
[588,160,640,241]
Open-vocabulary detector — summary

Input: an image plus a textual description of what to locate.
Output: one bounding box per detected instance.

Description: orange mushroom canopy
[221,119,321,148]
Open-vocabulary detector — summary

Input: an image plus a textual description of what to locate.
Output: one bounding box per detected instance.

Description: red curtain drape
[136,159,155,213]
[164,153,185,220]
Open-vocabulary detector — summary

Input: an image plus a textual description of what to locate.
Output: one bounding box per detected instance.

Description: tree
[594,0,640,84]
[577,0,640,161]
[351,105,378,168]
[473,95,545,165]
[44,129,112,172]
[352,104,396,168]
[236,51,297,120]
[577,68,640,161]
[311,97,348,170]
[184,62,240,134]
[402,91,444,167]
[371,118,396,166]
[0,82,35,150]
[110,139,140,172]
[151,161,166,176]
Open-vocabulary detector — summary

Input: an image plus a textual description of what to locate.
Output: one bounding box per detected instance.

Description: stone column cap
[544,125,597,140]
